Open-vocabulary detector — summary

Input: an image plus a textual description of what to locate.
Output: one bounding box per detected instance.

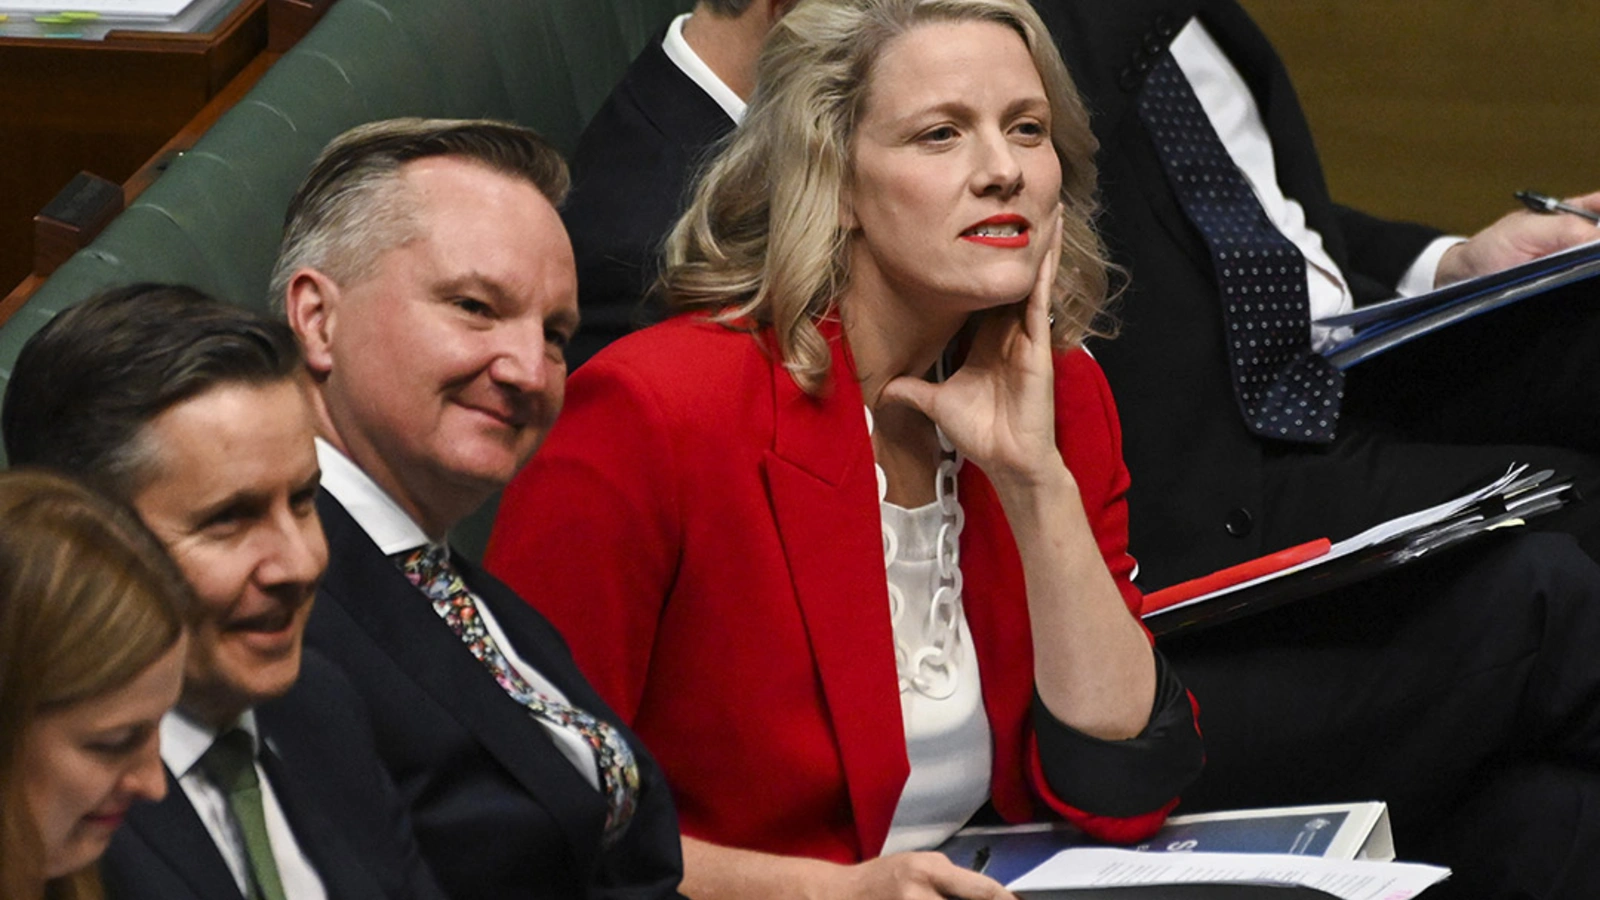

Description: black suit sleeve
[1332,203,1447,305]
[1030,650,1204,817]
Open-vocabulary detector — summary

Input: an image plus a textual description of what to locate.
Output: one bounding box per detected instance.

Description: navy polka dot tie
[1137,51,1342,444]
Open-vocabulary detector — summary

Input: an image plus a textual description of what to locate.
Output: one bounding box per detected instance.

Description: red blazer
[487,315,1183,860]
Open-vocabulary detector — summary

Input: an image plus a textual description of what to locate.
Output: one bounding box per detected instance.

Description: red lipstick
[960,214,1031,248]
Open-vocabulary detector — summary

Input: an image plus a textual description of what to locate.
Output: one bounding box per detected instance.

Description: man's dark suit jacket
[1036,0,1600,588]
[303,493,685,900]
[562,27,735,368]
[102,651,445,900]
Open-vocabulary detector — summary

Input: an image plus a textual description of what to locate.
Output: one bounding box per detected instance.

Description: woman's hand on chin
[880,206,1066,490]
[824,852,1015,900]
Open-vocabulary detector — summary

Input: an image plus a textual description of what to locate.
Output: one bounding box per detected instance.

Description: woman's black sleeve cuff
[1030,649,1203,817]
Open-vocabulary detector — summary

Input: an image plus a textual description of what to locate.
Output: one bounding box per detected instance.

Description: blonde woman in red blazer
[488,0,1202,896]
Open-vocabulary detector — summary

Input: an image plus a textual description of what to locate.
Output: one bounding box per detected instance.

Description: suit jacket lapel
[118,770,244,900]
[313,495,605,867]
[1048,0,1215,278]
[627,31,736,156]
[761,325,908,858]
[258,743,381,900]
[1056,0,1353,293]
[1043,0,1206,139]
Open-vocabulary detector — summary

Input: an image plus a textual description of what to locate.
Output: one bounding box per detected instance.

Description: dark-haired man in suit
[2,285,444,900]
[1034,0,1600,591]
[562,0,791,366]
[1031,3,1600,897]
[273,117,685,900]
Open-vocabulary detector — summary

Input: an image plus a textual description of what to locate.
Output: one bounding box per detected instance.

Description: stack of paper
[1141,463,1575,635]
[0,0,198,22]
[1008,849,1448,900]
[942,802,1395,888]
[941,802,1448,898]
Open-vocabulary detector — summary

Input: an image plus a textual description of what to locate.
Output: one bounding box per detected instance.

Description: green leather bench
[0,0,692,551]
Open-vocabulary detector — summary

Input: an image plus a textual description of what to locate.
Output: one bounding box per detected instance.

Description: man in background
[1036,0,1600,589]
[562,0,790,365]
[1034,4,1600,897]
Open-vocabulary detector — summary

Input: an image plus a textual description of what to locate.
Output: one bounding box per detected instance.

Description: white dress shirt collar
[160,709,329,900]
[160,708,261,777]
[661,11,747,124]
[315,438,433,556]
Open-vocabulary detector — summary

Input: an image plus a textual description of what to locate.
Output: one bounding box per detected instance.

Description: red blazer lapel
[761,325,909,859]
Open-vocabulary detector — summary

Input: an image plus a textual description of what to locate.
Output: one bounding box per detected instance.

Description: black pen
[1515,189,1600,225]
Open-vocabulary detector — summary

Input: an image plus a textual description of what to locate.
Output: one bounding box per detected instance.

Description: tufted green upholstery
[0,0,692,551]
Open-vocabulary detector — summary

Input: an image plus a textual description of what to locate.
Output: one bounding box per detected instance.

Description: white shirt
[1170,20,1462,350]
[661,12,747,123]
[878,500,992,855]
[161,710,328,900]
[314,438,601,791]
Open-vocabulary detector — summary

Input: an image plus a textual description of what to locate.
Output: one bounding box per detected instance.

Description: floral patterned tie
[396,544,638,844]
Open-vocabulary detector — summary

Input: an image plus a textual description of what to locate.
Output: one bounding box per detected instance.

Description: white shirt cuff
[1396,236,1468,297]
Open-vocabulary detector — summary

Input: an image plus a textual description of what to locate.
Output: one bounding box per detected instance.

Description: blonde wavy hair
[662,0,1112,394]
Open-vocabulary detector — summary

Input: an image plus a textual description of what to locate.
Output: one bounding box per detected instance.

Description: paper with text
[1008,849,1448,900]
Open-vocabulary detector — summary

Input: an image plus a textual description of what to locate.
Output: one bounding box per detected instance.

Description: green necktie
[199,729,289,900]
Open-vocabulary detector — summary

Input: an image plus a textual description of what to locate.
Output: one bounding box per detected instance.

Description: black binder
[1143,467,1576,637]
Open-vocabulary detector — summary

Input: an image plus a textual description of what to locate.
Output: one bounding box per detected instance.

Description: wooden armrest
[268,0,335,53]
[32,172,124,277]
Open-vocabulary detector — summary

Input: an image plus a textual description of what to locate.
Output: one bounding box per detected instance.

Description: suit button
[1224,508,1254,538]
[1119,65,1143,91]
[1154,13,1179,37]
[1144,33,1166,55]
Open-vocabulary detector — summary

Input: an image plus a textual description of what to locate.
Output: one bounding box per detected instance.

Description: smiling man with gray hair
[272,117,685,900]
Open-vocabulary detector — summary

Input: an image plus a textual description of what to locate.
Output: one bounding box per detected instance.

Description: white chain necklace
[866,404,967,700]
